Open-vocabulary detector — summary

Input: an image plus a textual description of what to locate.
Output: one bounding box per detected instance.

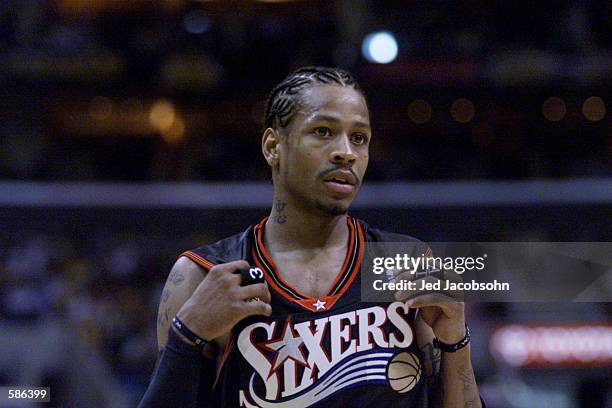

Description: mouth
[322,171,357,195]
[324,177,352,185]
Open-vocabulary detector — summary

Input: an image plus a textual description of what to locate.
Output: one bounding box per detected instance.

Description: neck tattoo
[275,199,287,223]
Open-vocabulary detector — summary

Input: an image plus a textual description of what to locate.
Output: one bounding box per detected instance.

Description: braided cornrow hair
[264,66,365,130]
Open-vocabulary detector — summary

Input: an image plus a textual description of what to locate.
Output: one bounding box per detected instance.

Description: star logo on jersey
[260,319,309,378]
[313,299,326,311]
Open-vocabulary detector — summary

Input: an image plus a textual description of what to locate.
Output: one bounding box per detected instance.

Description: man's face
[275,85,371,216]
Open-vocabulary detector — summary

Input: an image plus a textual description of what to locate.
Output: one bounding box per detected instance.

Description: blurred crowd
[0,230,211,403]
[0,234,148,397]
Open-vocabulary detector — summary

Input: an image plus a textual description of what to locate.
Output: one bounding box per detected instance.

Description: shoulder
[156,224,254,349]
[169,256,207,281]
[179,225,254,270]
[157,256,208,349]
[356,218,431,255]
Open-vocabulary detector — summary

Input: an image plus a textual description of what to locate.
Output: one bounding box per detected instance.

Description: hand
[176,260,272,341]
[394,270,466,344]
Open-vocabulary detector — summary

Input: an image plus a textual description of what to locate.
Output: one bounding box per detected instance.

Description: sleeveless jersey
[180,216,431,408]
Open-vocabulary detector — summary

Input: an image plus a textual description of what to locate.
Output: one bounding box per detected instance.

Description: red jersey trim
[213,335,234,389]
[251,216,363,311]
[180,250,215,271]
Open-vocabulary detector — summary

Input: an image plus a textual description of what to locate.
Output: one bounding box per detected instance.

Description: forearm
[139,328,214,408]
[435,345,481,408]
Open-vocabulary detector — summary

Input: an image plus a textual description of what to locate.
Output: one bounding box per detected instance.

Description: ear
[262,127,281,168]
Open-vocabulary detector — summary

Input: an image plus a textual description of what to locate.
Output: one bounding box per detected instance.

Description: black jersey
[181,216,430,408]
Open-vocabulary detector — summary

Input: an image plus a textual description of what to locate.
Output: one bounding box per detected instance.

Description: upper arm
[156,256,209,350]
[415,311,441,384]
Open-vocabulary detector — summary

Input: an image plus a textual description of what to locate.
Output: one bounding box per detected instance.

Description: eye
[314,127,332,138]
[351,133,368,145]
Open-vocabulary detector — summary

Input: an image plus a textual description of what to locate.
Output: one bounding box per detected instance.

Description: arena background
[0,1,610,407]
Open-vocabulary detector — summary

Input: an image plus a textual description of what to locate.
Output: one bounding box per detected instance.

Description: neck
[264,193,349,251]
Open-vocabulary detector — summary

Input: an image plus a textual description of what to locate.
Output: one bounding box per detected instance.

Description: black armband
[172,316,210,349]
[433,324,470,353]
[138,327,217,408]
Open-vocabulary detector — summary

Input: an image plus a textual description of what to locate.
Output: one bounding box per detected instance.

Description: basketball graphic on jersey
[387,352,422,393]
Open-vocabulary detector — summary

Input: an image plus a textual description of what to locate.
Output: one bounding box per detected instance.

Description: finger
[226,272,242,286]
[412,268,445,281]
[394,275,443,301]
[437,268,466,300]
[238,283,271,304]
[393,270,415,282]
[242,299,273,317]
[406,293,464,314]
[395,275,465,302]
[391,267,408,279]
[212,260,251,275]
[394,269,444,283]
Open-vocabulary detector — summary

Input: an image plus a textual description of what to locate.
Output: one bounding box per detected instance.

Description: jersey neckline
[251,215,364,312]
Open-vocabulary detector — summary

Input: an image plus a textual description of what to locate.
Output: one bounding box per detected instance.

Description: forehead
[295,85,370,126]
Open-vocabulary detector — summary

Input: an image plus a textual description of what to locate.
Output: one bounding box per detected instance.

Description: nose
[329,134,357,166]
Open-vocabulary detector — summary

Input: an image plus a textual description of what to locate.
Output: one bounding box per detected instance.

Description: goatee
[315,201,348,216]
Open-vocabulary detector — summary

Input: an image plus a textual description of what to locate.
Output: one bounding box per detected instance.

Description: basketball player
[139,67,484,407]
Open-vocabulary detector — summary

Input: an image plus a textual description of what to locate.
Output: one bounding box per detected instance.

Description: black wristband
[433,324,470,353]
[172,316,209,349]
[166,324,203,355]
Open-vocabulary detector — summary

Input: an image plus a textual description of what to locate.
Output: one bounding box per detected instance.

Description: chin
[314,199,350,216]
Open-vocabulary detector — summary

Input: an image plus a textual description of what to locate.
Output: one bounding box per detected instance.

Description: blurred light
[451,98,475,123]
[490,324,612,368]
[362,31,398,64]
[162,117,186,144]
[407,99,432,124]
[582,96,606,121]
[88,96,112,121]
[183,10,209,35]
[542,97,566,122]
[149,100,176,132]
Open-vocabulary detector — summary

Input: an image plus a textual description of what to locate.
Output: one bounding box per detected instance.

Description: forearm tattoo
[458,366,479,408]
[464,399,478,408]
[157,286,173,329]
[421,341,441,380]
[458,366,475,391]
